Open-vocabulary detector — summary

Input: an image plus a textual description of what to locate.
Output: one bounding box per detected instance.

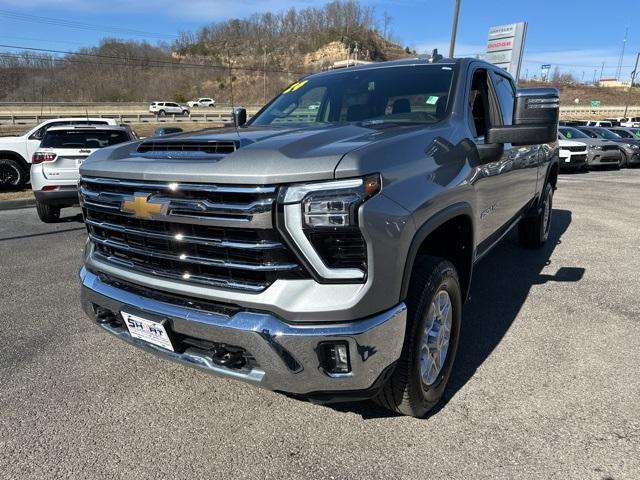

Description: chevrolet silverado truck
[79,57,559,418]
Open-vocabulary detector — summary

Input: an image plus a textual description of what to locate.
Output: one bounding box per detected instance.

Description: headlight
[279,175,381,281]
[630,144,639,150]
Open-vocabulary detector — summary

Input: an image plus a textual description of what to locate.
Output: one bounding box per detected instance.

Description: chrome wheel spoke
[419,289,453,387]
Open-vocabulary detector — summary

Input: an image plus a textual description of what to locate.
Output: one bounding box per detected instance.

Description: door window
[491,72,515,126]
[468,69,499,138]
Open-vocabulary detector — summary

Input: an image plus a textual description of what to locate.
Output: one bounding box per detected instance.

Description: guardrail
[1,105,639,127]
[0,111,263,126]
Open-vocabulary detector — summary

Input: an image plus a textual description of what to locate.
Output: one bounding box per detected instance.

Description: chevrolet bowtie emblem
[122,194,166,219]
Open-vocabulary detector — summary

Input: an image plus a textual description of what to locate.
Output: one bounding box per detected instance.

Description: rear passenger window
[491,72,515,126]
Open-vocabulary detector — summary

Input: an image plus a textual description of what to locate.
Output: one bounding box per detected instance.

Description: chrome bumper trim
[80,267,406,395]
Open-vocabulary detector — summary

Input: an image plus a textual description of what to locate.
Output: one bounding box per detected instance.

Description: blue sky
[0,0,638,81]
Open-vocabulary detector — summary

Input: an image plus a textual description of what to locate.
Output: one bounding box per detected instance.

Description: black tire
[374,256,462,418]
[36,201,61,223]
[183,110,189,116]
[620,152,628,169]
[518,181,553,248]
[158,110,166,117]
[0,157,27,189]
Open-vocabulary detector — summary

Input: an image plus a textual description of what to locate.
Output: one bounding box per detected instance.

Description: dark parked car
[608,127,640,141]
[576,127,640,167]
[559,127,621,169]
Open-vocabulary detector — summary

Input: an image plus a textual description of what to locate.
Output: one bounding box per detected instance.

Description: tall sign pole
[485,22,528,81]
[449,0,461,58]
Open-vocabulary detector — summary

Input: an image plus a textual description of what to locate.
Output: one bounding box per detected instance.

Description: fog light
[319,341,351,374]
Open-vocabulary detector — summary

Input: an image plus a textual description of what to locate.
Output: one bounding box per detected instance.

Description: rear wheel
[36,201,61,223]
[0,158,27,189]
[518,182,553,248]
[374,256,462,418]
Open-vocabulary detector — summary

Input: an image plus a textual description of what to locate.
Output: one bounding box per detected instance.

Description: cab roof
[45,125,130,132]
[307,57,511,81]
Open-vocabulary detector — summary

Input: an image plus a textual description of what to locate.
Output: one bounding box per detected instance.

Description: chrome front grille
[79,176,308,292]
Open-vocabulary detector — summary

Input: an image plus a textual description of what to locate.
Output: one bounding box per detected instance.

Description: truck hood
[80,124,389,185]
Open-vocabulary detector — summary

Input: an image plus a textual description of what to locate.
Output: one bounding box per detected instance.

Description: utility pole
[623,52,640,118]
[600,62,605,82]
[592,69,597,84]
[449,0,461,58]
[616,27,628,81]
[354,41,359,66]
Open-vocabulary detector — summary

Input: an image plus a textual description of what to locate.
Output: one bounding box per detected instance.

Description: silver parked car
[558,127,621,169]
[577,126,640,168]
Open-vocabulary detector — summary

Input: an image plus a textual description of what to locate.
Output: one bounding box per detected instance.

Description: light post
[449,0,461,58]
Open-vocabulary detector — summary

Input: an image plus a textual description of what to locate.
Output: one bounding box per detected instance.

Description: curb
[0,198,36,210]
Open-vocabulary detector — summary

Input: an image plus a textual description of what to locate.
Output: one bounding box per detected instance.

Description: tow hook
[211,349,246,368]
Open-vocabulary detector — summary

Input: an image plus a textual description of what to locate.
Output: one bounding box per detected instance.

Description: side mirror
[486,88,559,146]
[30,128,44,140]
[233,107,247,127]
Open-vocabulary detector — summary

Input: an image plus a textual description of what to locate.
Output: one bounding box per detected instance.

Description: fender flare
[399,202,475,302]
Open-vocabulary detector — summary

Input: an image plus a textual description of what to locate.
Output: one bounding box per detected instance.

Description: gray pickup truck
[79,57,559,418]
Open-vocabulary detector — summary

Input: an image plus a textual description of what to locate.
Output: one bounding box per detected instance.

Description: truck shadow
[325,208,582,419]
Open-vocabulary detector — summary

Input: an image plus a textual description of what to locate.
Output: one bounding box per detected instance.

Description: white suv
[558,138,588,171]
[149,102,190,116]
[0,117,117,189]
[31,125,134,222]
[187,97,216,108]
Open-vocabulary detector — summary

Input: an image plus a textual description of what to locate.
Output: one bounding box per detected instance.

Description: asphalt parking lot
[1,170,639,480]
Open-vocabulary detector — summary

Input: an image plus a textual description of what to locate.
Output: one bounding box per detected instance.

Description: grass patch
[0,189,34,201]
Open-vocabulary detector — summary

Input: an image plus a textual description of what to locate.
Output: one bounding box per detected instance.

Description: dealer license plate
[121,311,174,351]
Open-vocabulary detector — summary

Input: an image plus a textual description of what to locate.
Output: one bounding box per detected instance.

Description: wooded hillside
[0,1,413,104]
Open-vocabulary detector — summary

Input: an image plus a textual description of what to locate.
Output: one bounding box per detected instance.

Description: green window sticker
[426,95,439,105]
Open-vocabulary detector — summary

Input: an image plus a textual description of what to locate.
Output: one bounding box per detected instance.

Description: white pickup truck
[0,117,117,189]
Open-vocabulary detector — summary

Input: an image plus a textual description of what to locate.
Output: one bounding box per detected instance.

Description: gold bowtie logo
[122,194,166,219]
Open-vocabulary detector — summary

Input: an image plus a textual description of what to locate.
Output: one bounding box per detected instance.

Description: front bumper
[559,153,587,169]
[80,267,406,397]
[587,149,621,167]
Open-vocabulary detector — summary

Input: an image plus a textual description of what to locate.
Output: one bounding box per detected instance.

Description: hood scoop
[137,140,239,159]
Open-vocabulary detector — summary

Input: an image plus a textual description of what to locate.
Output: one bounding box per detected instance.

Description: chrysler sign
[485,22,527,81]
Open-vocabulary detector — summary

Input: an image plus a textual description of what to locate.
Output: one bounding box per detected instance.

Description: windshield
[613,129,633,138]
[560,127,589,139]
[250,64,455,127]
[595,128,620,140]
[41,130,130,148]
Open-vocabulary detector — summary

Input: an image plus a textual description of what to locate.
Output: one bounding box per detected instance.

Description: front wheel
[518,182,553,248]
[36,201,61,223]
[374,256,462,418]
[620,152,628,168]
[183,110,189,116]
[158,110,166,117]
